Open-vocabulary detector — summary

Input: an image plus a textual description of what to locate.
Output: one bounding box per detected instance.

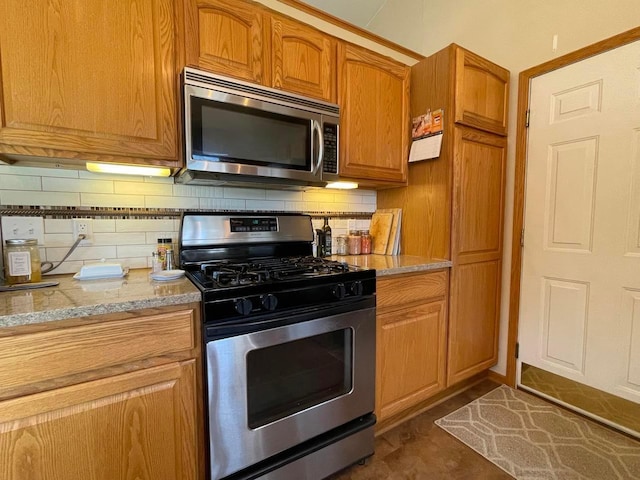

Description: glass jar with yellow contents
[3,239,42,284]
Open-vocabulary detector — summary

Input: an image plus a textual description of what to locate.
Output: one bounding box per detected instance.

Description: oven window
[190,97,311,170]
[246,328,353,429]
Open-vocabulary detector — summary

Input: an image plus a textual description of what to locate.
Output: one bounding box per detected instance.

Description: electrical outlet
[1,216,45,246]
[72,219,93,245]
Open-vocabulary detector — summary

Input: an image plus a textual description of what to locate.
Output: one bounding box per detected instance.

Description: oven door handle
[312,119,324,176]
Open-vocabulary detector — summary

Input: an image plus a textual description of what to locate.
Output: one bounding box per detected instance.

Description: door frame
[506,26,640,386]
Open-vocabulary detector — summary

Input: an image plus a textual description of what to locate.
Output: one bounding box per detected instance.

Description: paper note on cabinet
[409,132,443,162]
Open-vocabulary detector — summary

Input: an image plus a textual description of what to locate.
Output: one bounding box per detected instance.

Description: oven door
[206,306,375,480]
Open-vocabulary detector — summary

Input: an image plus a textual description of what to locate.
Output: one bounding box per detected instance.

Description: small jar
[165,248,175,270]
[151,251,163,273]
[157,238,172,269]
[335,235,349,255]
[360,230,372,254]
[4,239,42,284]
[348,231,361,255]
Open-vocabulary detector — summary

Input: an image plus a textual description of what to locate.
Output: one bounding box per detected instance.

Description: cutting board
[369,212,394,255]
[377,208,401,255]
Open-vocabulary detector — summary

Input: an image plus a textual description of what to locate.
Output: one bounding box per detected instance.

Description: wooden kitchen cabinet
[184,0,336,102]
[270,14,336,102]
[378,44,508,387]
[337,42,410,185]
[375,271,448,421]
[0,0,181,167]
[184,0,268,84]
[454,47,510,136]
[0,305,202,480]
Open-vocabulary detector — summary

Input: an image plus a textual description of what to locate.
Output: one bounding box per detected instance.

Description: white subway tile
[143,176,174,184]
[120,257,148,269]
[334,192,361,204]
[43,261,84,276]
[333,219,348,229]
[93,219,116,233]
[302,191,335,202]
[45,245,116,262]
[114,181,172,196]
[0,165,79,178]
[43,233,76,247]
[0,190,80,206]
[357,203,376,213]
[173,184,222,198]
[223,187,266,200]
[245,200,284,211]
[301,202,320,211]
[362,194,377,205]
[44,218,73,234]
[145,195,199,209]
[117,245,155,258]
[266,190,303,201]
[42,177,113,193]
[78,170,139,182]
[0,175,41,191]
[284,201,306,211]
[116,218,175,233]
[93,232,146,246]
[199,198,246,210]
[80,193,144,208]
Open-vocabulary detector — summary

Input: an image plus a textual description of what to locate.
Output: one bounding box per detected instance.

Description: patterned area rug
[435,385,640,479]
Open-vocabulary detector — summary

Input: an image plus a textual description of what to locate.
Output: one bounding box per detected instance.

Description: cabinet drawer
[0,308,196,396]
[377,270,448,310]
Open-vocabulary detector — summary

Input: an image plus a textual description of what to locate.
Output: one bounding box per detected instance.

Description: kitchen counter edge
[331,254,452,276]
[0,268,201,329]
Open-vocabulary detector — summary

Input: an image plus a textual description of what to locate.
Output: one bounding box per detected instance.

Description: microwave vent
[184,68,339,116]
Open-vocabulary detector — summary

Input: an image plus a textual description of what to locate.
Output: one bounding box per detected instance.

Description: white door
[518,39,640,405]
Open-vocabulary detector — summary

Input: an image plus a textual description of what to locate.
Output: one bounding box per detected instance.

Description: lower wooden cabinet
[375,271,448,421]
[0,305,201,480]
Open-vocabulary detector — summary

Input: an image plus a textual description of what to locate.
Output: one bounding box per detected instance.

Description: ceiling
[300,0,388,28]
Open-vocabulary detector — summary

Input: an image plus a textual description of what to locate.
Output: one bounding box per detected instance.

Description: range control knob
[260,294,278,311]
[332,283,346,300]
[234,298,253,316]
[350,281,364,296]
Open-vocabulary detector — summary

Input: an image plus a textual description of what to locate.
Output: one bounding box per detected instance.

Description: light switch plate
[1,216,45,246]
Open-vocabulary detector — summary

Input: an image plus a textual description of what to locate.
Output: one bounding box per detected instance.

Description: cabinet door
[271,15,336,102]
[448,260,501,385]
[338,43,409,184]
[376,299,447,421]
[452,126,507,265]
[184,0,268,84]
[0,361,199,480]
[0,0,179,165]
[454,46,509,136]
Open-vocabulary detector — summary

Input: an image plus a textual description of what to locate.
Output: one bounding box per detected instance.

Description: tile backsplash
[0,164,376,275]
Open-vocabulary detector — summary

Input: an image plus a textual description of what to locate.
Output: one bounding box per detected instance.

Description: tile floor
[329,380,513,479]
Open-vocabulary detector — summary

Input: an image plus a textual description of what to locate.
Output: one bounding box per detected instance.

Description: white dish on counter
[149,269,185,281]
[73,265,129,280]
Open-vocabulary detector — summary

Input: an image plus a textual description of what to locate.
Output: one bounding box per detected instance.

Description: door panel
[519,39,640,415]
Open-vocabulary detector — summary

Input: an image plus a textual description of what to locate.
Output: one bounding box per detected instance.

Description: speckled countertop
[330,254,452,276]
[0,268,201,329]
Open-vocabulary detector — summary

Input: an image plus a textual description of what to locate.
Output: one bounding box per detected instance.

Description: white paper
[409,132,443,162]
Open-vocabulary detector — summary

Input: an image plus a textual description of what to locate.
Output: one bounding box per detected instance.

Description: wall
[406,0,640,375]
[0,164,375,275]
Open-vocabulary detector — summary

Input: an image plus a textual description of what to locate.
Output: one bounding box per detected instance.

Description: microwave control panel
[322,123,338,174]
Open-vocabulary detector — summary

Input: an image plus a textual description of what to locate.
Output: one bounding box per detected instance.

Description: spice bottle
[157,238,172,269]
[4,239,42,284]
[348,231,361,255]
[360,230,372,254]
[335,235,349,255]
[315,229,326,257]
[165,248,175,270]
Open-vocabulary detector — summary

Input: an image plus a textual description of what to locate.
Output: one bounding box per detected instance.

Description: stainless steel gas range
[178,212,376,480]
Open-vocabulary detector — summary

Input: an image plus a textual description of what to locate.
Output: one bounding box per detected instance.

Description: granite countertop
[0,268,201,329]
[331,254,452,276]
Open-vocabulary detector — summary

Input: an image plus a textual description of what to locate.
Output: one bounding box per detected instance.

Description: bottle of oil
[322,217,332,257]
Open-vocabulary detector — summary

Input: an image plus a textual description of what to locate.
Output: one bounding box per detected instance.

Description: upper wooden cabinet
[184,0,268,84]
[184,0,336,102]
[454,47,509,136]
[337,43,410,185]
[0,0,181,166]
[270,14,336,102]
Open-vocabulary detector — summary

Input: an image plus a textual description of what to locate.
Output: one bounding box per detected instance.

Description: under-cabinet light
[325,181,359,190]
[86,162,171,177]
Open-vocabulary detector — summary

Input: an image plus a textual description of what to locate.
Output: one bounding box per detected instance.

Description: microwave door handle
[312,120,324,175]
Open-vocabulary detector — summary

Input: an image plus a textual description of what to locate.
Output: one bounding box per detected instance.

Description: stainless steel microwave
[177,67,340,188]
